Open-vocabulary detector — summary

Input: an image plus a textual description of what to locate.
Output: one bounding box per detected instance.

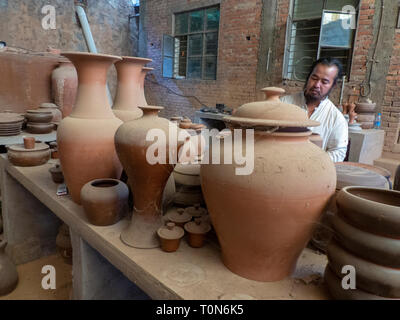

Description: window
[283,0,359,81]
[162,6,220,80]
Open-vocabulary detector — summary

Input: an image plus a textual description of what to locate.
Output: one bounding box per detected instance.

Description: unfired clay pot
[115,106,188,248]
[52,59,78,118]
[0,241,19,296]
[200,87,337,281]
[165,207,192,227]
[137,67,153,108]
[25,110,53,123]
[113,56,152,122]
[26,122,54,134]
[80,178,129,226]
[39,103,62,123]
[7,142,50,167]
[57,52,123,204]
[157,222,184,252]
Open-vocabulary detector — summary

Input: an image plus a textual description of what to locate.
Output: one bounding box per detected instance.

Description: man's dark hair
[305,57,344,87]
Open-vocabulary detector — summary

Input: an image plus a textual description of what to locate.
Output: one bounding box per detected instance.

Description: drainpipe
[75,4,113,106]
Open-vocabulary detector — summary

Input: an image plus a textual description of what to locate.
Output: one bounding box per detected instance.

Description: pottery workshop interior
[0,0,400,306]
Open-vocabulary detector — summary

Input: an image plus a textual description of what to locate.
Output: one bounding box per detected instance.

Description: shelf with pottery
[0,155,330,300]
[0,130,57,146]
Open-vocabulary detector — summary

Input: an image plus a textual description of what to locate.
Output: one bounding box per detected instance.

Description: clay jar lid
[185,203,207,218]
[40,103,59,109]
[8,142,49,153]
[184,218,211,234]
[165,207,192,225]
[157,222,185,240]
[224,87,319,128]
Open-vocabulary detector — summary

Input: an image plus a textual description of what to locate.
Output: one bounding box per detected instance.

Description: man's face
[304,64,338,102]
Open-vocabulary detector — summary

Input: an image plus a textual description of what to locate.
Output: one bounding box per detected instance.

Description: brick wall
[143,0,263,120]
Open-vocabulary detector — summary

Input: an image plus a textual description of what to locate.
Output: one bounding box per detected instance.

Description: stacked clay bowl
[355,99,376,129]
[25,109,54,134]
[324,186,400,300]
[173,163,205,206]
[0,112,24,136]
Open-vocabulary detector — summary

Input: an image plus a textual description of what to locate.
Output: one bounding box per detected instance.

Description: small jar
[184,218,211,248]
[157,222,184,252]
[49,164,64,184]
[165,207,192,227]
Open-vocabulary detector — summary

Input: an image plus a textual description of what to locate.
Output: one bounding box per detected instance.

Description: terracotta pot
[137,67,154,108]
[113,56,152,122]
[39,103,62,122]
[0,241,19,296]
[57,52,123,204]
[25,110,53,123]
[157,222,184,252]
[184,218,211,248]
[56,223,72,265]
[52,60,78,118]
[165,207,192,227]
[80,178,129,226]
[49,164,64,183]
[115,106,187,248]
[26,122,54,134]
[327,240,400,298]
[200,87,336,281]
[7,142,50,167]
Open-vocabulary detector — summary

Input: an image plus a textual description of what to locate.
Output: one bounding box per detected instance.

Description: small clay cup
[184,218,211,248]
[23,136,35,149]
[157,222,185,252]
[49,164,64,184]
[165,207,192,227]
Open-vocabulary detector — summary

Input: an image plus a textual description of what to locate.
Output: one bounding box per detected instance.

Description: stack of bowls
[355,99,376,129]
[0,112,24,136]
[25,109,54,134]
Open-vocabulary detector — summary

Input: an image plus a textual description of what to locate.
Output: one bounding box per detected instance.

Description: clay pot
[115,106,188,248]
[26,122,54,134]
[185,203,207,219]
[0,240,19,296]
[355,99,376,113]
[57,52,123,205]
[56,224,72,265]
[356,114,375,122]
[23,136,35,149]
[52,59,78,118]
[25,110,53,123]
[165,207,192,227]
[39,103,62,123]
[137,67,154,108]
[80,178,129,226]
[184,218,211,248]
[200,87,336,281]
[113,56,152,122]
[49,164,64,184]
[173,163,201,186]
[157,222,184,252]
[7,142,50,167]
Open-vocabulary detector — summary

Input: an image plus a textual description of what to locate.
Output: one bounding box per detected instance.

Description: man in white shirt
[281,57,348,162]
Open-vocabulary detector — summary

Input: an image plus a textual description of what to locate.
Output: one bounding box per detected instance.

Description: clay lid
[165,207,192,223]
[26,109,52,115]
[185,203,207,218]
[224,87,319,128]
[174,163,200,176]
[184,218,211,234]
[0,113,24,123]
[8,142,50,152]
[157,222,184,240]
[40,103,59,109]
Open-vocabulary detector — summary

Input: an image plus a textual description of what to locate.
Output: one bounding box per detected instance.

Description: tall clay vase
[52,59,78,118]
[113,56,152,122]
[57,52,123,204]
[200,87,337,282]
[137,67,154,108]
[0,241,19,296]
[115,106,186,248]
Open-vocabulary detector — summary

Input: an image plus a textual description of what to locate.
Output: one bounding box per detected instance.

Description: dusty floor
[0,253,72,300]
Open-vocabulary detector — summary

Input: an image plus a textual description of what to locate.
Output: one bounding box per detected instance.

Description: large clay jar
[113,56,152,122]
[137,67,154,108]
[57,52,123,204]
[0,240,19,296]
[51,59,78,118]
[200,87,337,281]
[115,106,187,248]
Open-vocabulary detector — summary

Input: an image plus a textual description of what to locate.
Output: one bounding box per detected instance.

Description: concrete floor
[0,253,72,300]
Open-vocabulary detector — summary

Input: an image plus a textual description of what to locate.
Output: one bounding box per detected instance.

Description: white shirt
[281,92,348,162]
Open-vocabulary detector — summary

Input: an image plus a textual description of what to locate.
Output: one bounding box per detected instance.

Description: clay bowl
[157,222,184,252]
[7,143,50,167]
[26,122,54,134]
[336,186,400,238]
[25,110,53,123]
[80,178,129,226]
[49,164,64,184]
[327,240,400,298]
[184,218,211,248]
[355,102,376,113]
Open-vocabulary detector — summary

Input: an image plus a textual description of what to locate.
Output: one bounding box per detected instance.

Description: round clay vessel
[185,203,207,218]
[355,100,376,113]
[56,223,72,265]
[201,87,336,281]
[115,106,190,248]
[39,103,62,122]
[336,186,400,238]
[184,218,211,248]
[157,222,184,252]
[173,163,201,186]
[49,164,64,183]
[0,241,19,296]
[80,178,129,226]
[25,110,53,123]
[179,118,192,129]
[113,56,152,122]
[356,113,375,122]
[7,142,50,167]
[137,66,153,108]
[52,59,78,118]
[26,122,54,134]
[327,240,400,298]
[57,52,123,204]
[165,207,192,227]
